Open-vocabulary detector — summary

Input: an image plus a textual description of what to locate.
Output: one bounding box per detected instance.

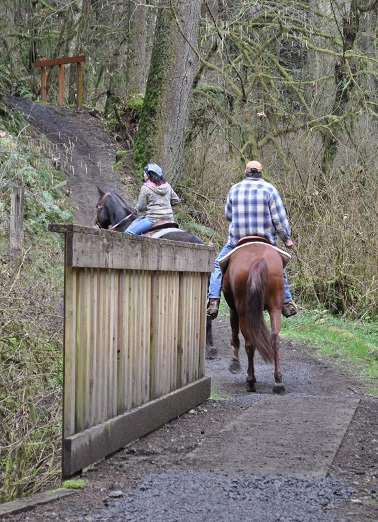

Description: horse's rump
[223,242,288,392]
[223,245,281,363]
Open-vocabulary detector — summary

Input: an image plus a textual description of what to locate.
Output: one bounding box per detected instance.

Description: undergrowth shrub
[0,121,72,502]
[0,238,65,502]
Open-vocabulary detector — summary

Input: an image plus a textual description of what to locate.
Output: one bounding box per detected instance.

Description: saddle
[218,236,291,274]
[142,221,181,239]
[236,236,270,246]
[150,221,179,231]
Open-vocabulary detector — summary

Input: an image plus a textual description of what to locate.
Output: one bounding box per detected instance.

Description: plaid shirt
[225,177,291,246]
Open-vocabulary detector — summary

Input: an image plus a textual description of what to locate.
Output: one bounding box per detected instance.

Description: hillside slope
[8,96,132,227]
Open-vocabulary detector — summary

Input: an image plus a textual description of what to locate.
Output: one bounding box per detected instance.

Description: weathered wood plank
[63,377,211,477]
[48,224,215,272]
[34,55,85,67]
[10,186,24,251]
[63,266,76,438]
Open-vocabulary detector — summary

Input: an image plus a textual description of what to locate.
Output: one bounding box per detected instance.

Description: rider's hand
[285,239,294,249]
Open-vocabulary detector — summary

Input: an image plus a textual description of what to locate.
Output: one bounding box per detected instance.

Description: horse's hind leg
[245,343,256,392]
[270,308,285,394]
[229,308,241,374]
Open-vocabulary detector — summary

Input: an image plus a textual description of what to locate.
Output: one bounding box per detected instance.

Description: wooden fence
[49,224,215,477]
[34,55,85,109]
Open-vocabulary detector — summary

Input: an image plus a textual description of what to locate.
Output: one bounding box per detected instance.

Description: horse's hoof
[246,381,256,392]
[229,359,241,374]
[206,347,218,360]
[273,383,285,394]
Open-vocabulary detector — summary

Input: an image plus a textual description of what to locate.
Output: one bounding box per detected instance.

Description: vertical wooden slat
[125,270,151,407]
[107,270,117,418]
[199,273,208,376]
[75,269,84,432]
[63,266,76,438]
[88,268,97,427]
[83,268,91,429]
[141,271,151,402]
[98,269,107,422]
[181,273,190,386]
[117,270,126,413]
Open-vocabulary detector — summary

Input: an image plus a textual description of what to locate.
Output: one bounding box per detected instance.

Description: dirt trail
[8,96,132,226]
[4,99,378,521]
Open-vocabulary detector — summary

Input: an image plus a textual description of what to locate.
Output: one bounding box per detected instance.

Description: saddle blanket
[219,242,291,275]
[149,228,185,239]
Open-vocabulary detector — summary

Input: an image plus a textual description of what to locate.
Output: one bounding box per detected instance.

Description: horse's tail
[246,258,275,363]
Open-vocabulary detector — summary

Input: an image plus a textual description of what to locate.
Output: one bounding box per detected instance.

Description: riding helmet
[144,163,163,179]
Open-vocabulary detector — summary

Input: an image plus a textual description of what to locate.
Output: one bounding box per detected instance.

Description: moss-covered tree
[133,0,202,184]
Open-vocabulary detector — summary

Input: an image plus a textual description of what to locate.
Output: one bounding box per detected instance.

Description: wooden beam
[48,224,215,272]
[34,55,85,68]
[62,376,211,477]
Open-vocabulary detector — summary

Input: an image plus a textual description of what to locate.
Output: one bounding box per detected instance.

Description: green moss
[61,479,87,489]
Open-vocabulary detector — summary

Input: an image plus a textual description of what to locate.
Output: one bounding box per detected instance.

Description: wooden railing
[34,55,85,109]
[49,224,215,477]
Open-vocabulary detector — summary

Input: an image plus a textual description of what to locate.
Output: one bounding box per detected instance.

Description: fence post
[58,64,65,106]
[10,186,24,251]
[77,60,83,110]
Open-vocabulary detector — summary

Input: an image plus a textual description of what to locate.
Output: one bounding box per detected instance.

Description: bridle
[96,191,137,230]
[96,192,111,228]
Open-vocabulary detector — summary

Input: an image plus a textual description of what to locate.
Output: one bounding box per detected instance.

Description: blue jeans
[124,217,154,235]
[208,242,292,303]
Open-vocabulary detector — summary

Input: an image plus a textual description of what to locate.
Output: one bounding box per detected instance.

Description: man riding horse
[207,160,297,319]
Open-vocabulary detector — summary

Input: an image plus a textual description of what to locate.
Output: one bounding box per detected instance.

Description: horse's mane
[109,190,134,214]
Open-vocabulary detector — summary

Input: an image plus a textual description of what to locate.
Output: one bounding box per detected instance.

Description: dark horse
[96,188,203,243]
[95,187,216,359]
[221,240,289,393]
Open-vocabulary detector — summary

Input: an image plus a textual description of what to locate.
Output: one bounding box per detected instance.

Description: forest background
[0,0,377,504]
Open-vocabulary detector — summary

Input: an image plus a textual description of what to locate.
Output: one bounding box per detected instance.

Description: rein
[96,191,137,230]
[109,210,137,230]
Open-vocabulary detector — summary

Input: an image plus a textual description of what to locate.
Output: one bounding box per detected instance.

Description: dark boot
[282,300,298,318]
[207,298,220,319]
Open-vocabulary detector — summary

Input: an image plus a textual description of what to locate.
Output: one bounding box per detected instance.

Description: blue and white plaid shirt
[225,177,291,247]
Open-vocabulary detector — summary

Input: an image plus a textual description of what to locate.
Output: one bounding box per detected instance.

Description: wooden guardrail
[34,55,85,109]
[49,224,215,477]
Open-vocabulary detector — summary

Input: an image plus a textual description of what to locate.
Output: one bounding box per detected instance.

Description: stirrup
[282,300,298,318]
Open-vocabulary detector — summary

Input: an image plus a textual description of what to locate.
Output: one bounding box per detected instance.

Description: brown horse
[221,240,289,394]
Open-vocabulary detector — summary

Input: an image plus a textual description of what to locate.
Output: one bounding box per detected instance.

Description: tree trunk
[125,0,149,95]
[320,0,360,176]
[134,0,202,184]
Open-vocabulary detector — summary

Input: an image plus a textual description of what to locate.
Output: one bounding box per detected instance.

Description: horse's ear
[98,187,105,197]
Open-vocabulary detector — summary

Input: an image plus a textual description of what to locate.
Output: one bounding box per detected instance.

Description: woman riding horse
[124,163,180,236]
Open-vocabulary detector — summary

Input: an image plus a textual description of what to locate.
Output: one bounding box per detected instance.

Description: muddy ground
[4,98,378,521]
